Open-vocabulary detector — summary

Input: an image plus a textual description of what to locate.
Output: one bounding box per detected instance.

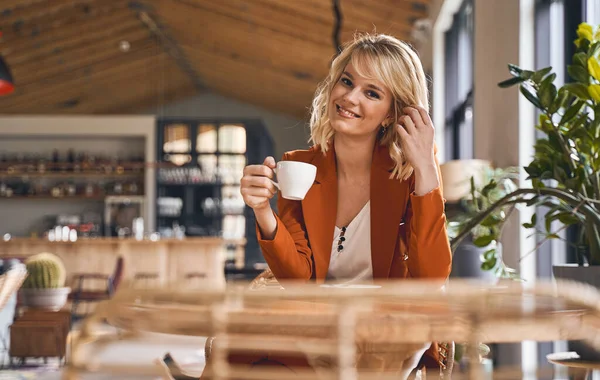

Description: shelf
[0,195,142,200]
[0,172,144,179]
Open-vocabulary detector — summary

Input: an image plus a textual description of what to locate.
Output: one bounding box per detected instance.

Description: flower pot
[19,287,71,310]
[553,264,600,288]
[450,237,499,284]
[553,264,600,361]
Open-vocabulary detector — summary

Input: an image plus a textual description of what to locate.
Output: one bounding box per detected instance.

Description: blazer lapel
[370,144,406,279]
[302,145,337,282]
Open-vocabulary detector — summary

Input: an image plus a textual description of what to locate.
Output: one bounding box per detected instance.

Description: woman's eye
[341,77,352,86]
[367,91,380,99]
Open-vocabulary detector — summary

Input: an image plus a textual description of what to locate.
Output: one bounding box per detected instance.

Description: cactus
[22,252,66,289]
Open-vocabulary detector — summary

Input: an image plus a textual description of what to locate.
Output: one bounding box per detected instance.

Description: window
[534,0,585,367]
[586,0,600,25]
[444,0,474,161]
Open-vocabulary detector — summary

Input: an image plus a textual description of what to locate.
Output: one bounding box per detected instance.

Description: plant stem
[450,187,600,252]
[545,110,592,198]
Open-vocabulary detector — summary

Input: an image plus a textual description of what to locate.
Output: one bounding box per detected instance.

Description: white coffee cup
[271,161,317,200]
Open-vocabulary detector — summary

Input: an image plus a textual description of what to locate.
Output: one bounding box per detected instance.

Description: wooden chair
[204,268,455,379]
[69,256,124,321]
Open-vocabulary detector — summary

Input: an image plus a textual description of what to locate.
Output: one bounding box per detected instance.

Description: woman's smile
[335,104,361,119]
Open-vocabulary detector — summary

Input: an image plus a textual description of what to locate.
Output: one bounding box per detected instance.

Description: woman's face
[328,62,393,139]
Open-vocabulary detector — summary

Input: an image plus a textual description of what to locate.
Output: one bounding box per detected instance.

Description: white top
[326,201,372,283]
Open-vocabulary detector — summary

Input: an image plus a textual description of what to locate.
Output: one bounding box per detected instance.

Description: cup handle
[270,167,280,190]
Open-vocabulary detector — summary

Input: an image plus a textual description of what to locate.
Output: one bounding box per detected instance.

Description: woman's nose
[342,87,360,105]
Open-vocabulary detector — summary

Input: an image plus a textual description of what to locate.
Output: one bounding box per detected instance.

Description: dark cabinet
[156,119,274,267]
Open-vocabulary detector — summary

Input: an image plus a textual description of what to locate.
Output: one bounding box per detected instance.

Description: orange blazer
[257,142,452,283]
[255,142,452,369]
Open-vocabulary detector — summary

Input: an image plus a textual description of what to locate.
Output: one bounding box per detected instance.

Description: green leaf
[560,99,586,124]
[498,76,526,88]
[521,70,534,80]
[481,180,497,197]
[532,67,553,82]
[482,248,496,261]
[481,214,502,227]
[481,257,497,271]
[568,64,590,83]
[524,164,542,178]
[547,233,560,239]
[473,235,495,247]
[574,52,588,68]
[557,212,580,225]
[564,83,591,100]
[522,213,537,229]
[508,63,522,77]
[550,91,571,115]
[588,41,600,60]
[539,81,558,109]
[541,170,554,180]
[520,84,544,109]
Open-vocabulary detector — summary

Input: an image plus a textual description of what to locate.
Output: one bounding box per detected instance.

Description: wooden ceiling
[0,0,431,119]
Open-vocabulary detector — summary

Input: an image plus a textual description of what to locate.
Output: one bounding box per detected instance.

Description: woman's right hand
[240,156,278,211]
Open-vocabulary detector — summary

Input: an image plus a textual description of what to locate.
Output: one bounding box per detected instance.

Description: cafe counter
[0,237,246,285]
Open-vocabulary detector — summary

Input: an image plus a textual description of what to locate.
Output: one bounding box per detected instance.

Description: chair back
[109,256,125,292]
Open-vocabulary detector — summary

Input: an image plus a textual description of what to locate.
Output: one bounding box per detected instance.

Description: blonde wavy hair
[309,33,430,181]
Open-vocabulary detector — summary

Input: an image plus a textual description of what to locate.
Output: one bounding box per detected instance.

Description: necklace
[337,226,347,253]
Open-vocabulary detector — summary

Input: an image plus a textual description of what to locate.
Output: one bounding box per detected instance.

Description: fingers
[263,156,276,169]
[241,186,275,199]
[240,158,279,210]
[243,163,275,179]
[398,115,417,135]
[396,122,409,140]
[402,106,432,129]
[240,176,277,195]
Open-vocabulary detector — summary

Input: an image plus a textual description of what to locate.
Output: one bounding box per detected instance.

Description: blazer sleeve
[255,153,313,280]
[404,160,452,279]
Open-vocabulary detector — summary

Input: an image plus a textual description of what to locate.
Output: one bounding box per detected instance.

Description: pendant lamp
[0,32,14,95]
[0,56,14,95]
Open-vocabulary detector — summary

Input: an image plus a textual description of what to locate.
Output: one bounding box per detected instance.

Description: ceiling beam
[154,0,332,83]
[136,10,205,91]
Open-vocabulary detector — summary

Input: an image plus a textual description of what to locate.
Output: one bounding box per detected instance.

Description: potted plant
[19,252,70,310]
[451,22,600,284]
[445,162,520,280]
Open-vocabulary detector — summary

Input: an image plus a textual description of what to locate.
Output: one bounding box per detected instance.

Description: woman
[204,33,452,378]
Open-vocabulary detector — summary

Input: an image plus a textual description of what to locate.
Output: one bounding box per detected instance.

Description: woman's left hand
[396,106,436,171]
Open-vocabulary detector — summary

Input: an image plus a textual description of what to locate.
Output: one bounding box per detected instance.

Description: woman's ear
[383,116,395,126]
